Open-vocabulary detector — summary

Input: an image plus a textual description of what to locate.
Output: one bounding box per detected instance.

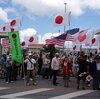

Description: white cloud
[0,7,17,23]
[4,7,18,17]
[83,0,100,10]
[12,0,100,17]
[38,32,60,44]
[0,8,9,22]
[4,7,17,13]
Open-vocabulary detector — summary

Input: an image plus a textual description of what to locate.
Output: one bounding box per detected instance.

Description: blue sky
[0,0,100,43]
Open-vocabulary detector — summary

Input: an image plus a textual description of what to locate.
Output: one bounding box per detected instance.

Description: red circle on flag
[11,28,15,32]
[3,27,6,31]
[55,16,63,24]
[92,38,95,44]
[73,45,76,50]
[10,20,16,26]
[29,37,34,42]
[78,34,87,42]
[21,42,25,46]
[12,34,17,38]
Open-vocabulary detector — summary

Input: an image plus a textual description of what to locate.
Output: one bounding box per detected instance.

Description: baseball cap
[28,53,32,56]
[55,53,59,55]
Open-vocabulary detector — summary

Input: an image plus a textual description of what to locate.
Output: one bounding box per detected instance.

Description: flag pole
[22,57,26,86]
[98,33,100,53]
[63,3,67,51]
[20,17,26,86]
[80,45,82,52]
[64,3,67,33]
[68,11,71,50]
[63,3,71,52]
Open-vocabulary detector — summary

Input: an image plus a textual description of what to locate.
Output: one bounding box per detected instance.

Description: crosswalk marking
[49,90,94,99]
[0,87,10,90]
[0,88,53,99]
[0,87,95,99]
[11,98,30,99]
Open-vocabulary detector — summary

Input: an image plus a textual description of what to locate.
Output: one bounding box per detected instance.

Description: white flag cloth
[0,17,21,32]
[54,12,71,26]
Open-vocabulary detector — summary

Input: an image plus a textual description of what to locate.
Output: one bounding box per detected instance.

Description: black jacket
[91,61,97,78]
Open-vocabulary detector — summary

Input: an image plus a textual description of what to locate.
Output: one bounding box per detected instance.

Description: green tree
[42,44,58,60]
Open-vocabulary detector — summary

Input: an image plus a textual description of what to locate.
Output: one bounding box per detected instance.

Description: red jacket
[63,62,72,74]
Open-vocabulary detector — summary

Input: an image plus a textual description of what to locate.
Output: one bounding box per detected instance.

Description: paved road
[0,76,99,99]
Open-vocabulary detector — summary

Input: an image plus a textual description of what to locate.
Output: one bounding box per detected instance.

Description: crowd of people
[0,51,100,90]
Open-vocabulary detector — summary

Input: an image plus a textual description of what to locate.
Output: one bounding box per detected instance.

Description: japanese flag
[28,34,38,44]
[21,37,28,48]
[0,17,21,32]
[85,31,94,46]
[22,35,38,46]
[72,29,89,45]
[72,44,80,51]
[0,26,20,32]
[85,35,100,46]
[91,35,100,46]
[6,17,21,27]
[54,12,70,26]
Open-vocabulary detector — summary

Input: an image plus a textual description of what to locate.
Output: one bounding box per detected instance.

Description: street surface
[0,76,99,99]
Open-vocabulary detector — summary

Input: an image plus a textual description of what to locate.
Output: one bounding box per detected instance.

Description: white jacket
[51,57,60,70]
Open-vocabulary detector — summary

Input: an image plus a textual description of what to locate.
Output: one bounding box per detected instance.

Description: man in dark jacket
[91,55,100,90]
[77,53,89,90]
[37,54,43,75]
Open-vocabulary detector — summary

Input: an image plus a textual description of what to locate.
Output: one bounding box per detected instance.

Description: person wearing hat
[91,55,100,90]
[25,54,37,86]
